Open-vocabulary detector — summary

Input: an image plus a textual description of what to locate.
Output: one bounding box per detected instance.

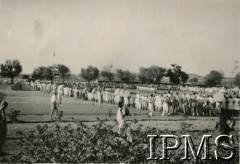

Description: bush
[12,121,239,163]
[8,108,21,122]
[51,110,64,121]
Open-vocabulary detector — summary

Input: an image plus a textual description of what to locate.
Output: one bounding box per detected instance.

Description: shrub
[51,110,64,121]
[8,108,21,122]
[11,121,239,163]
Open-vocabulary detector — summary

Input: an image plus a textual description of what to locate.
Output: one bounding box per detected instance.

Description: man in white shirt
[208,95,214,116]
[148,94,154,117]
[50,91,58,120]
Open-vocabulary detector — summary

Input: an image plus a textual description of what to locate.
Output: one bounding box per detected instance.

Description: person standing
[162,94,169,116]
[234,96,240,110]
[158,94,163,112]
[143,95,148,110]
[129,93,135,108]
[50,91,59,120]
[124,94,129,108]
[202,95,208,116]
[74,87,79,99]
[228,96,234,110]
[0,101,8,156]
[208,95,214,116]
[97,89,103,108]
[135,92,141,110]
[116,102,125,135]
[190,93,197,116]
[105,90,109,104]
[155,94,159,111]
[217,109,235,143]
[57,88,63,104]
[148,94,154,117]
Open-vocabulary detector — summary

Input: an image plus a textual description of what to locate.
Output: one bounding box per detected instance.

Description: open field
[0,84,239,160]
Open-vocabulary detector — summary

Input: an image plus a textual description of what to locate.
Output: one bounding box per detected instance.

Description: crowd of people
[26,80,240,135]
[26,81,240,118]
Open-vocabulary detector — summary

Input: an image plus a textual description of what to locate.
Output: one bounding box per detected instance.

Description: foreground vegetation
[5,121,238,163]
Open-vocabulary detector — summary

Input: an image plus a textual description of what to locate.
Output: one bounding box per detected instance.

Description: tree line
[0,58,240,87]
[80,64,190,84]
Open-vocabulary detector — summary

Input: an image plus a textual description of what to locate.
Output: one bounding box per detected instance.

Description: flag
[53,51,55,57]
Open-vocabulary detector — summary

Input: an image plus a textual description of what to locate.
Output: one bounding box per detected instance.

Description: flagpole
[53,51,55,83]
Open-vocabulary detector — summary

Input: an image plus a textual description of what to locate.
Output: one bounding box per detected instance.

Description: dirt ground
[0,84,239,159]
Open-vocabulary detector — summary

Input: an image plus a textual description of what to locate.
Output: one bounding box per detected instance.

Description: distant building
[160,77,170,84]
[21,74,31,79]
[221,77,234,87]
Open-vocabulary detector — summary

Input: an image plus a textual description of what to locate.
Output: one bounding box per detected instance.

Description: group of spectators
[26,80,239,136]
[26,81,240,117]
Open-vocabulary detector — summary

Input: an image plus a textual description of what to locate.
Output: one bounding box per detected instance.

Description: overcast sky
[0,0,239,77]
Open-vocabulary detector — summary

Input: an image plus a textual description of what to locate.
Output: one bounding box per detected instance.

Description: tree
[32,66,48,80]
[189,78,198,84]
[116,69,136,82]
[100,65,114,81]
[234,73,240,87]
[32,66,54,81]
[56,64,70,83]
[0,59,22,84]
[205,71,223,86]
[166,64,189,84]
[122,70,136,82]
[179,71,189,84]
[116,69,124,82]
[138,66,166,84]
[149,66,166,83]
[80,65,99,82]
[138,67,151,83]
[42,66,53,81]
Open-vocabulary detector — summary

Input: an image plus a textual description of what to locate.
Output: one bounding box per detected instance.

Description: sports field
[0,84,239,159]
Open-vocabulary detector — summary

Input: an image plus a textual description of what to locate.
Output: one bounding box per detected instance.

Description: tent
[11,81,34,91]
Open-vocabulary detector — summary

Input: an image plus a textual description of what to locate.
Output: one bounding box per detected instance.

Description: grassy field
[0,84,239,160]
[0,84,223,122]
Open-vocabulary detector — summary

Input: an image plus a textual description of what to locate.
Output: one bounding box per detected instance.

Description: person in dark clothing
[219,109,234,134]
[217,109,235,143]
[0,100,8,156]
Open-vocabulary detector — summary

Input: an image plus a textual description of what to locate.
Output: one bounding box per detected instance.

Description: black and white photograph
[0,0,239,163]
